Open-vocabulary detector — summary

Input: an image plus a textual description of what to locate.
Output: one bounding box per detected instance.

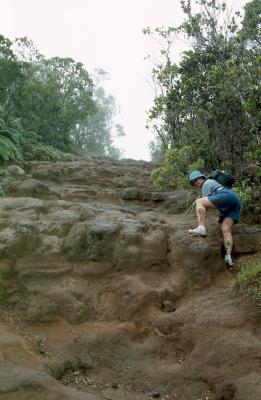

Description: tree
[12,56,97,150]
[0,35,124,160]
[71,69,125,158]
[0,35,24,122]
[144,0,260,175]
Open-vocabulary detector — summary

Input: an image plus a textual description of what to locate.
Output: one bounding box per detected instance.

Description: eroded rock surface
[0,156,260,400]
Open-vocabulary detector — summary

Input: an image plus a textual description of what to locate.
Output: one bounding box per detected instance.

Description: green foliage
[21,139,72,162]
[0,186,5,197]
[10,57,97,151]
[71,70,125,158]
[0,128,21,144]
[0,115,72,163]
[0,34,122,160]
[151,146,204,189]
[145,0,260,176]
[231,262,261,311]
[234,180,260,219]
[240,0,261,44]
[233,141,261,220]
[0,116,22,163]
[0,167,7,198]
[0,169,9,177]
[0,136,22,163]
[244,144,261,183]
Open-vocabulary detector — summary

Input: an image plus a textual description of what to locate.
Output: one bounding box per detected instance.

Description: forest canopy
[144,0,260,188]
[0,36,124,163]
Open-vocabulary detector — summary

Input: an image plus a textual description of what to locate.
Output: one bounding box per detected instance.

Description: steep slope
[0,156,260,400]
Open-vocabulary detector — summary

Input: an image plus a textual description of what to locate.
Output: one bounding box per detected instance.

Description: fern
[0,117,22,164]
[10,118,23,130]
[22,142,72,161]
[0,128,21,144]
[0,116,71,163]
[21,130,44,145]
[0,136,22,162]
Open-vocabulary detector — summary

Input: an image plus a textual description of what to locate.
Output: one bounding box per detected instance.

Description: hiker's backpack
[209,169,235,188]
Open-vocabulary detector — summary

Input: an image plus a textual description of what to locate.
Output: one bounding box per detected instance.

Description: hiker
[188,170,241,269]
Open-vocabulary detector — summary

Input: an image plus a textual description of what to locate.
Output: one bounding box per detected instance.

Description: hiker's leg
[195,197,216,225]
[221,217,234,255]
[189,197,217,236]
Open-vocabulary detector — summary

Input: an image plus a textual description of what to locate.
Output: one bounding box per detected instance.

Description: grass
[231,261,261,311]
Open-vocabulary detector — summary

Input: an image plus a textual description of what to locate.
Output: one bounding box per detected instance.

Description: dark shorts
[208,188,241,223]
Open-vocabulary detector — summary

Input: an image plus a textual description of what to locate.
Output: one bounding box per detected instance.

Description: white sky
[1,0,248,160]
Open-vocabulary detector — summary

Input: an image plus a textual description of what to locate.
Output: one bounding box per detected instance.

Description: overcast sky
[1,0,248,160]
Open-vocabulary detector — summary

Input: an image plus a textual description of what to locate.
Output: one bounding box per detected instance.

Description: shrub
[151,146,205,190]
[0,169,9,177]
[231,262,261,312]
[244,144,261,184]
[234,179,260,221]
[21,132,72,161]
[0,134,22,164]
[233,142,261,221]
[0,186,5,197]
[22,142,72,161]
[0,118,73,163]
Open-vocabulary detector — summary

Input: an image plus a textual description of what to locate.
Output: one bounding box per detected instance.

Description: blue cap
[189,171,206,184]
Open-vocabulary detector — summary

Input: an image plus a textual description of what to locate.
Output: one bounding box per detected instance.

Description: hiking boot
[224,254,234,272]
[188,225,207,237]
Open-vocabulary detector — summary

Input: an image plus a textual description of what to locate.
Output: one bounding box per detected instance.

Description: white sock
[198,224,205,229]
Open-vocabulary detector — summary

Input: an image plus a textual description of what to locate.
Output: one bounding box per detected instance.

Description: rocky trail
[0,156,260,400]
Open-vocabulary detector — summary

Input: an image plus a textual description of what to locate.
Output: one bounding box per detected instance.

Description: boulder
[119,186,140,200]
[114,225,167,269]
[6,165,25,176]
[0,222,39,258]
[63,218,119,261]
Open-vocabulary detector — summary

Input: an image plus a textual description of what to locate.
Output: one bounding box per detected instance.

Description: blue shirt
[202,179,223,197]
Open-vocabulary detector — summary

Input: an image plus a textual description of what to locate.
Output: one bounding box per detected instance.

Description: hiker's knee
[197,197,215,209]
[221,218,234,235]
[196,198,207,209]
[195,198,203,207]
[221,222,228,233]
